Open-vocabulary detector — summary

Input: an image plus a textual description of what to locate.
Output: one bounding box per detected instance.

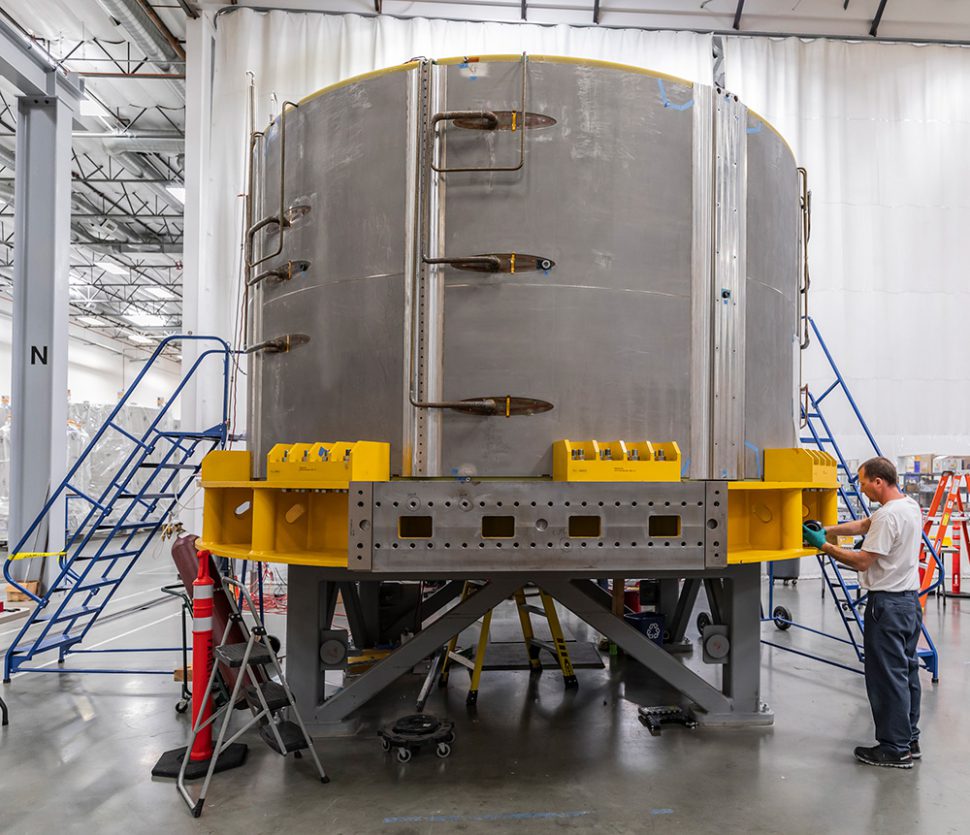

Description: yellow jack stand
[438,582,578,704]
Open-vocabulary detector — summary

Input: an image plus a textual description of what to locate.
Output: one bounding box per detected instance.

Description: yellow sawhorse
[438,582,578,704]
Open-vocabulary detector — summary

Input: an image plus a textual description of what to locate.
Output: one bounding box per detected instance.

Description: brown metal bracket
[423,253,554,273]
[245,333,310,354]
[409,395,554,417]
[247,259,311,288]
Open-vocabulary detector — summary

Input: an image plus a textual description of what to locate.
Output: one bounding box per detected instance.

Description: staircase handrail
[3,335,231,603]
[805,315,945,594]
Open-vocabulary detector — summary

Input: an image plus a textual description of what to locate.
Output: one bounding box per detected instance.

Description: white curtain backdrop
[725,37,970,464]
[203,10,713,438]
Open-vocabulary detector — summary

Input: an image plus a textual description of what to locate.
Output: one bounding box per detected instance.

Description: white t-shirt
[859,496,922,592]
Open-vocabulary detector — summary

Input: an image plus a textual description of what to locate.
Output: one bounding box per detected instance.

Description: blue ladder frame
[762,316,942,681]
[3,335,231,681]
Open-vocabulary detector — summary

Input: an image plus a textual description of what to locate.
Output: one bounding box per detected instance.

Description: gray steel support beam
[8,93,75,577]
[285,568,337,714]
[542,578,733,716]
[311,577,521,724]
[721,563,762,711]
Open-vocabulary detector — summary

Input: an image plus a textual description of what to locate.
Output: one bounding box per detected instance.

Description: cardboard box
[6,580,40,602]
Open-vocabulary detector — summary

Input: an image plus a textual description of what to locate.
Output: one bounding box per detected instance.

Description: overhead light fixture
[127,332,154,345]
[78,315,103,327]
[96,260,128,276]
[142,286,176,300]
[124,311,166,328]
[165,184,186,204]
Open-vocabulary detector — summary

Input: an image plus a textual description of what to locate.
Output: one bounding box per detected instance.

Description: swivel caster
[772,605,793,631]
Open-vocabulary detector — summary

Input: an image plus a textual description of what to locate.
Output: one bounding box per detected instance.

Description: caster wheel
[175,699,189,714]
[397,747,412,763]
[436,742,451,758]
[380,737,391,752]
[792,579,798,587]
[466,691,479,706]
[696,612,712,632]
[294,750,303,759]
[772,605,792,631]
[444,731,456,744]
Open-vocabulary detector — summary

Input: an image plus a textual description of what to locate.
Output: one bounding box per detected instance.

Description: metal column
[1,18,82,580]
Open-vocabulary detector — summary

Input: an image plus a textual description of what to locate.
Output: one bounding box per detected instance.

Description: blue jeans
[863,590,922,754]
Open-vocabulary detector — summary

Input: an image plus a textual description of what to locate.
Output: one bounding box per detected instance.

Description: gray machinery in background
[200,55,825,731]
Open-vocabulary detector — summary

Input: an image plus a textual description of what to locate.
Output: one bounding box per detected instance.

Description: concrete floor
[1,543,969,834]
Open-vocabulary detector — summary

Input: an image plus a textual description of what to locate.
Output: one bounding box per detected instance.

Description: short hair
[859,456,897,487]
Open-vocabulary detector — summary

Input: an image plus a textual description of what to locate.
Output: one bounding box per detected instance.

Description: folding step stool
[438,581,578,704]
[177,576,328,817]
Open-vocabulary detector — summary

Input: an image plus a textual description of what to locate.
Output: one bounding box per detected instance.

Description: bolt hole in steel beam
[568,515,601,538]
[649,515,681,537]
[481,515,515,538]
[398,516,433,538]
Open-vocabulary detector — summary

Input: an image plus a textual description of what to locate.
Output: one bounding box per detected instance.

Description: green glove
[802,524,827,551]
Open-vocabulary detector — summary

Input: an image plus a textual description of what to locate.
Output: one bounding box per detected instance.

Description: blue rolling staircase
[786,316,942,681]
[3,335,231,681]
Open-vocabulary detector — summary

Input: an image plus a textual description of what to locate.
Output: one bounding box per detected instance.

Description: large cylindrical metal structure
[247,56,800,481]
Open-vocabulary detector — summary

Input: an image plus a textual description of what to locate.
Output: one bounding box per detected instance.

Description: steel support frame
[3,21,82,579]
[287,565,770,730]
[181,11,222,534]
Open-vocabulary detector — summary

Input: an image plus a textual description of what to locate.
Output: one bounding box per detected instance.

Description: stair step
[214,641,273,669]
[528,638,558,654]
[259,720,308,755]
[12,633,81,656]
[95,520,162,531]
[119,492,178,500]
[35,605,100,623]
[138,462,197,470]
[75,577,121,592]
[521,604,546,617]
[71,550,141,563]
[247,680,291,711]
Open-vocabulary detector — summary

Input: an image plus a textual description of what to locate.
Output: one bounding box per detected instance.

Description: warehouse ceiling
[2,0,969,353]
[0,0,190,352]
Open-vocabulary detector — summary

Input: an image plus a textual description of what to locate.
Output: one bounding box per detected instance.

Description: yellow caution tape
[10,551,66,560]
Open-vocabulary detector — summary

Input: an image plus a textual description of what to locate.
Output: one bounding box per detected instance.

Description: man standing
[802,456,923,769]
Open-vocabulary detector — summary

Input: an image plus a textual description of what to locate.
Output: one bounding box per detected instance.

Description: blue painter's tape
[385,811,593,824]
[656,78,694,111]
[746,123,762,135]
[681,456,690,477]
[651,809,675,815]
[744,440,762,478]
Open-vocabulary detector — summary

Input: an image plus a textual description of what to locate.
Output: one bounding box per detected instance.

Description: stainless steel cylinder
[247,56,800,480]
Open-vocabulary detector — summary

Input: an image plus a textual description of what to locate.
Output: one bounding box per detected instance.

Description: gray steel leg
[542,578,732,715]
[286,566,330,712]
[313,577,521,724]
[722,563,764,713]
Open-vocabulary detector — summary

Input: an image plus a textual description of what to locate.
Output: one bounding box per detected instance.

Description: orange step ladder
[919,471,970,601]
